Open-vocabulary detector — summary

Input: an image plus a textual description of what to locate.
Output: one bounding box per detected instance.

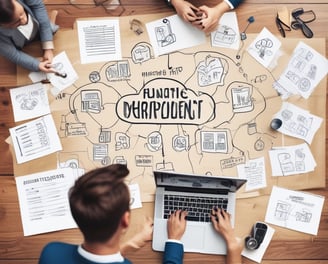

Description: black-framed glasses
[291,8,316,38]
[276,14,291,38]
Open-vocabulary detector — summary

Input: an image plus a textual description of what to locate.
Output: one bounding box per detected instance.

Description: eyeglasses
[291,8,316,38]
[275,14,291,38]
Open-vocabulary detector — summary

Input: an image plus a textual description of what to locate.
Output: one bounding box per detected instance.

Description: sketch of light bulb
[255,38,273,59]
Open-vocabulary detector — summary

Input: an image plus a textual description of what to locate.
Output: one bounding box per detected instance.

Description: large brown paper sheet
[14,14,326,207]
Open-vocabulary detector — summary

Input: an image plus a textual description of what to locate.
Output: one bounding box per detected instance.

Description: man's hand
[210,208,235,241]
[167,210,188,240]
[210,208,243,264]
[120,216,154,254]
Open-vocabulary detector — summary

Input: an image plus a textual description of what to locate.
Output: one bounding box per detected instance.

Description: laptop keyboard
[163,194,228,222]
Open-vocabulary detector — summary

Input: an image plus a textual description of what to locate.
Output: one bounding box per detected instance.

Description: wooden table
[0,0,327,263]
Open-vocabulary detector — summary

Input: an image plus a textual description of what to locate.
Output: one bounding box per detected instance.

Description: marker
[54,72,67,78]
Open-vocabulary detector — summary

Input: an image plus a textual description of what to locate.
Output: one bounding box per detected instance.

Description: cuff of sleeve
[224,0,234,9]
[42,41,54,50]
[166,239,183,245]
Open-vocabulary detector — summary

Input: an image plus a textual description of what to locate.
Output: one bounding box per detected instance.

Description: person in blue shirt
[165,209,243,264]
[39,164,173,264]
[166,0,243,33]
[0,0,58,72]
[39,164,242,263]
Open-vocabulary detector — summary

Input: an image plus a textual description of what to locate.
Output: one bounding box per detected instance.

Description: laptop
[152,170,246,255]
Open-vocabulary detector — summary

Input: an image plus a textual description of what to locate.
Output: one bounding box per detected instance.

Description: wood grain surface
[0,0,327,263]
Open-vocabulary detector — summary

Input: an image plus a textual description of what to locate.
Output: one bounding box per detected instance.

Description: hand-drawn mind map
[48,17,300,201]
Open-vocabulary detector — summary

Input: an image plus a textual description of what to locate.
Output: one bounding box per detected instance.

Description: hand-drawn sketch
[47,43,282,201]
[131,42,152,64]
[265,186,324,235]
[9,114,62,164]
[230,82,253,113]
[213,25,237,45]
[10,83,50,122]
[23,19,323,202]
[269,143,316,176]
[197,55,228,86]
[273,41,328,99]
[211,12,240,50]
[247,27,281,68]
[146,14,206,57]
[155,18,176,47]
[255,38,273,59]
[273,102,323,144]
[237,157,266,191]
[130,19,144,35]
[47,51,79,96]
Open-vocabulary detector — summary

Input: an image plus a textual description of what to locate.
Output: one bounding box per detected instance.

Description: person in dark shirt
[165,0,243,33]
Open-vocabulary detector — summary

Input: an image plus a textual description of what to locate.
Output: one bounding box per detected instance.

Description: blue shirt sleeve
[226,0,243,8]
[163,241,184,264]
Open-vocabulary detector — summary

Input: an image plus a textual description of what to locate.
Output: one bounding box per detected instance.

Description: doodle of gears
[172,135,189,152]
[89,71,101,83]
[146,131,162,152]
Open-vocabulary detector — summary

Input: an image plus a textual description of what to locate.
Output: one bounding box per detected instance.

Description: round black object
[270,118,282,130]
[245,236,258,250]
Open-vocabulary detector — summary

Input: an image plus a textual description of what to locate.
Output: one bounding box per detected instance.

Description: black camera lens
[245,237,258,250]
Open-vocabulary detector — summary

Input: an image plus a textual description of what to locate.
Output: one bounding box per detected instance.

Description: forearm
[0,42,40,71]
[213,1,231,15]
[120,237,147,255]
[163,241,184,264]
[225,238,243,264]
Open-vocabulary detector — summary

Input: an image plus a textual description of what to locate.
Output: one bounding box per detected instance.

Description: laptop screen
[154,170,246,192]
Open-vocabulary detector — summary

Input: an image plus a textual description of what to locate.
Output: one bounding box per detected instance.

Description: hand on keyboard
[163,194,228,222]
[167,210,188,240]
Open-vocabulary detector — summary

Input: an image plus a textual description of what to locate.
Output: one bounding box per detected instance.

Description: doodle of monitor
[81,90,103,113]
[231,82,254,113]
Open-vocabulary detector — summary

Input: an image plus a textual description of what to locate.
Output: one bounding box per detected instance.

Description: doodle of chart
[17,14,326,202]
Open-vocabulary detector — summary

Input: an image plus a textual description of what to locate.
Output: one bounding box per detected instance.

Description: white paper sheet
[9,83,50,122]
[211,12,240,50]
[129,183,142,209]
[77,19,122,64]
[9,114,62,164]
[273,41,328,99]
[265,186,325,235]
[247,27,281,68]
[28,51,78,96]
[47,51,79,95]
[237,157,267,191]
[242,223,275,263]
[269,143,316,176]
[146,14,206,57]
[15,168,81,236]
[273,102,323,144]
